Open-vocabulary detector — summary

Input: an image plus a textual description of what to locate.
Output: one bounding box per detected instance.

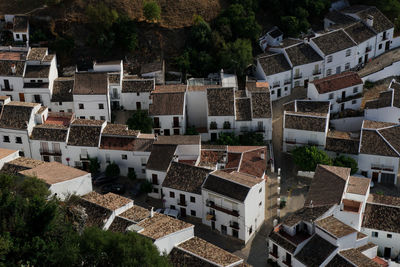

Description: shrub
[143,1,161,22]
[106,162,120,178]
[223,121,231,129]
[126,110,153,133]
[185,126,199,135]
[292,146,332,171]
[333,155,358,175]
[128,169,136,181]
[140,180,153,193]
[88,157,100,175]
[364,80,375,89]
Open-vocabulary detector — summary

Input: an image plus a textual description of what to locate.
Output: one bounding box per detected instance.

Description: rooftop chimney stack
[366,15,374,27]
[11,64,16,75]
[150,207,154,218]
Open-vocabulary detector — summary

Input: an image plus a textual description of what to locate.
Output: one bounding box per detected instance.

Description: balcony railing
[40,149,62,156]
[365,46,372,53]
[206,200,239,217]
[80,154,89,160]
[0,85,13,91]
[371,164,394,172]
[230,221,240,229]
[178,200,187,206]
[336,93,363,103]
[285,138,296,144]
[313,69,322,75]
[172,122,180,128]
[293,74,302,80]
[272,82,280,88]
[284,79,291,85]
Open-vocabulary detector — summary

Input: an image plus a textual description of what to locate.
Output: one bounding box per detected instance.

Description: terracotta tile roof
[107,72,120,84]
[363,203,400,233]
[340,247,381,267]
[239,147,267,177]
[316,216,357,238]
[108,216,134,232]
[285,113,328,132]
[146,144,176,171]
[187,84,221,91]
[285,43,323,66]
[122,79,154,93]
[344,21,376,44]
[207,88,235,116]
[1,157,45,175]
[82,192,132,211]
[311,29,356,55]
[19,162,88,185]
[12,16,28,32]
[357,232,368,240]
[326,254,353,267]
[283,205,331,227]
[372,256,388,267]
[250,91,271,118]
[270,38,302,48]
[51,77,74,102]
[235,97,252,121]
[304,165,350,207]
[149,92,184,115]
[155,135,200,145]
[24,65,50,78]
[295,234,338,266]
[368,193,400,206]
[0,148,17,160]
[198,150,225,167]
[257,53,291,76]
[377,125,400,153]
[169,248,215,267]
[100,136,153,152]
[225,153,241,169]
[347,176,370,195]
[311,72,362,94]
[163,162,211,194]
[31,124,68,142]
[27,48,47,61]
[325,130,360,155]
[73,72,108,95]
[153,84,186,93]
[43,54,54,62]
[175,237,243,266]
[268,229,297,253]
[67,125,102,147]
[102,123,139,137]
[136,212,193,240]
[120,205,150,222]
[363,120,397,129]
[72,119,105,126]
[359,129,398,157]
[0,102,38,130]
[342,198,362,213]
[0,60,25,76]
[0,96,10,101]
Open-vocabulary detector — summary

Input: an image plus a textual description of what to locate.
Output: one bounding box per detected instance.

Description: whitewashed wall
[330,116,364,132]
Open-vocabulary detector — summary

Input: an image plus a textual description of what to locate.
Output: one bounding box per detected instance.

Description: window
[326,68,332,76]
[294,81,300,87]
[153,188,159,193]
[346,49,351,57]
[379,43,383,49]
[259,188,262,193]
[372,231,378,238]
[43,155,50,162]
[190,210,196,216]
[3,136,10,143]
[90,116,95,120]
[136,92,140,96]
[221,225,227,235]
[54,156,62,163]
[30,79,35,83]
[353,87,358,93]
[352,99,357,104]
[190,196,195,203]
[100,116,105,120]
[271,90,275,95]
[59,101,62,105]
[38,80,43,83]
[170,205,175,210]
[80,116,85,119]
[142,169,145,173]
[15,137,22,144]
[284,87,288,91]
[170,191,175,198]
[329,93,334,100]
[249,226,253,234]
[345,62,350,70]
[152,174,158,185]
[259,201,262,206]
[60,110,64,113]
[327,55,333,63]
[105,154,110,163]
[16,34,20,39]
[19,151,24,157]
[387,234,392,238]
[121,154,127,160]
[79,103,84,109]
[98,103,104,109]
[68,109,73,113]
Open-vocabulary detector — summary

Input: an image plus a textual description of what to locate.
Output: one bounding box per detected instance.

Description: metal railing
[272,82,280,88]
[230,221,240,229]
[371,164,394,172]
[284,79,291,85]
[313,69,322,75]
[40,149,62,156]
[293,74,302,80]
[0,85,13,91]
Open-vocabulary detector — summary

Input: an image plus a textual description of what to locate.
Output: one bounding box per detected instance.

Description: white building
[49,77,74,113]
[73,72,111,121]
[0,148,19,169]
[259,26,283,52]
[358,120,400,187]
[162,162,211,218]
[202,170,265,244]
[140,59,165,85]
[121,78,155,110]
[149,87,186,136]
[365,79,400,123]
[310,29,357,77]
[255,52,292,100]
[283,100,331,152]
[0,49,27,101]
[307,71,363,113]
[3,15,29,44]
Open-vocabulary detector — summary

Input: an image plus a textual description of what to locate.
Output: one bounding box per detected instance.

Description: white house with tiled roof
[307,71,363,113]
[283,100,331,152]
[3,15,29,44]
[120,78,155,110]
[358,120,400,186]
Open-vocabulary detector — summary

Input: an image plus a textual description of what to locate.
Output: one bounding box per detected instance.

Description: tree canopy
[292,146,332,171]
[126,110,154,133]
[333,155,358,175]
[143,1,161,22]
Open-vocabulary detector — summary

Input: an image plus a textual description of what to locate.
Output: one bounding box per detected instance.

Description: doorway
[4,79,10,90]
[19,93,25,102]
[180,207,186,217]
[232,229,238,238]
[341,103,345,112]
[384,247,391,258]
[364,53,369,63]
[385,41,390,51]
[342,91,346,99]
[372,172,379,183]
[211,133,217,142]
[277,88,281,98]
[221,225,227,235]
[164,129,170,136]
[136,102,141,110]
[304,79,309,88]
[211,221,215,230]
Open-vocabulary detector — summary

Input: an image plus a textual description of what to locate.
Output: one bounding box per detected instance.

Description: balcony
[293,74,302,80]
[23,82,49,89]
[178,199,187,206]
[269,251,278,259]
[0,85,13,91]
[285,138,296,144]
[256,126,265,132]
[154,123,161,129]
[371,164,394,172]
[313,69,322,75]
[336,93,363,103]
[206,212,216,221]
[272,82,280,88]
[382,36,388,41]
[80,154,89,160]
[284,79,291,85]
[40,149,62,156]
[172,122,180,128]
[111,93,120,99]
[365,46,372,53]
[206,200,239,217]
[230,221,240,229]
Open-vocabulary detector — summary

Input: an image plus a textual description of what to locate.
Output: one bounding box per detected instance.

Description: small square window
[90,116,95,120]
[327,55,333,63]
[259,188,262,193]
[259,201,262,206]
[153,188,159,193]
[346,49,351,57]
[122,154,127,160]
[79,116,85,119]
[353,87,358,93]
[284,87,288,91]
[59,101,62,105]
[329,93,334,100]
[16,34,20,39]
[15,137,22,144]
[170,205,175,210]
[271,90,275,95]
[137,92,140,96]
[170,191,175,198]
[54,156,62,163]
[98,103,104,109]
[79,103,84,109]
[190,196,195,203]
[190,210,196,216]
[345,63,350,70]
[43,155,50,162]
[3,136,10,143]
[352,99,357,104]
[379,44,383,49]
[372,231,378,237]
[387,234,392,238]
[327,69,332,76]
[19,151,24,157]
[100,116,106,120]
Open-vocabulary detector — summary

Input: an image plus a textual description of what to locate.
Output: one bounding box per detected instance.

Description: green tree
[128,169,137,181]
[189,15,212,50]
[292,146,332,171]
[143,1,161,22]
[127,110,154,133]
[113,16,138,52]
[106,162,120,178]
[89,157,100,175]
[239,132,264,146]
[220,38,252,76]
[333,155,358,175]
[86,3,119,32]
[140,180,153,193]
[216,132,240,145]
[185,126,199,135]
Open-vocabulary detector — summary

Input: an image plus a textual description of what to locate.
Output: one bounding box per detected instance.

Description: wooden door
[372,172,379,182]
[19,93,25,102]
[136,102,141,110]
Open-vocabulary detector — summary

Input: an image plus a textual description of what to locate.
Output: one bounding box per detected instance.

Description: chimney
[173,155,179,162]
[261,151,265,160]
[366,15,374,27]
[11,64,16,75]
[150,207,154,218]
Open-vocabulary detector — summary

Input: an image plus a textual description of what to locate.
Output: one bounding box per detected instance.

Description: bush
[126,110,153,133]
[292,146,332,171]
[106,162,120,178]
[143,1,161,22]
[364,80,375,89]
[185,126,199,135]
[333,155,358,175]
[128,169,136,181]
[216,132,240,145]
[89,157,100,175]
[140,180,153,193]
[239,132,264,146]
